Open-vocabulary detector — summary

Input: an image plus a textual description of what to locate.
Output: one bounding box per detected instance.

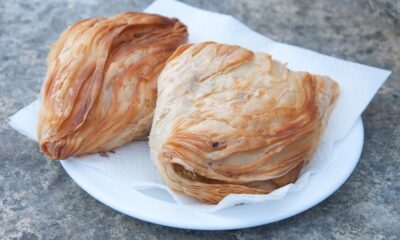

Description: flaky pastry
[38,12,188,159]
[149,42,339,203]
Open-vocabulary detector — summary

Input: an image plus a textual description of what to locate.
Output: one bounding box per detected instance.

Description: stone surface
[0,0,399,239]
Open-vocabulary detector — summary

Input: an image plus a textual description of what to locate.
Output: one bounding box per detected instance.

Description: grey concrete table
[1,0,399,239]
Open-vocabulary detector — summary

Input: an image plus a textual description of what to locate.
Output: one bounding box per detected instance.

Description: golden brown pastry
[149,42,339,203]
[38,12,188,160]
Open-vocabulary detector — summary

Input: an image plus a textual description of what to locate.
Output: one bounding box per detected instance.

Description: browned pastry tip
[150,42,339,204]
[38,12,188,159]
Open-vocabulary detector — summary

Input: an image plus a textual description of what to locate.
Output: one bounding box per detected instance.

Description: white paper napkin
[9,0,391,212]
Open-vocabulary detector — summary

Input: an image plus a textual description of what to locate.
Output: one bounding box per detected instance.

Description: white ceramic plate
[60,118,363,230]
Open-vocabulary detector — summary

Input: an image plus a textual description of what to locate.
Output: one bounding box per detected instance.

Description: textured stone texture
[0,0,399,239]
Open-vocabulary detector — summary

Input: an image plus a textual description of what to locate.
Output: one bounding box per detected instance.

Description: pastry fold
[38,12,188,159]
[149,42,339,203]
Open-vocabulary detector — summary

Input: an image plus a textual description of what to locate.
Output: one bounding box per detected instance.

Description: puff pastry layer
[149,42,339,203]
[38,12,188,159]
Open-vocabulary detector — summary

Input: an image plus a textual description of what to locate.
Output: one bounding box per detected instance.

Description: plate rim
[61,117,364,230]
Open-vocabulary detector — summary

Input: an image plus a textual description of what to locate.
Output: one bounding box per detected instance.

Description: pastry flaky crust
[149,42,339,204]
[38,12,188,160]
